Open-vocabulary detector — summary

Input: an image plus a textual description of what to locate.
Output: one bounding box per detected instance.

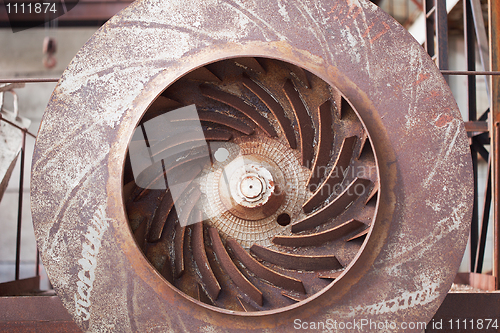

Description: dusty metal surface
[0,296,81,333]
[122,58,376,312]
[0,296,81,332]
[31,0,472,332]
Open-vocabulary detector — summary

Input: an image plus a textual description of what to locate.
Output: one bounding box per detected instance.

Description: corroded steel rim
[31,0,473,331]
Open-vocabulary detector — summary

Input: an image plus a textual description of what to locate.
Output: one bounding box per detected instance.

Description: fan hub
[218,154,284,221]
[238,174,265,201]
[231,162,273,205]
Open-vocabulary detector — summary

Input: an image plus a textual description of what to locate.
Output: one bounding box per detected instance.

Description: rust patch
[435,113,454,127]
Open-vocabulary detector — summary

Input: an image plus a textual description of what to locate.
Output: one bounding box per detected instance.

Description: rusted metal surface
[183,67,221,83]
[241,73,297,148]
[273,219,365,247]
[464,0,480,273]
[468,272,497,291]
[292,178,372,232]
[227,239,305,293]
[250,244,343,271]
[441,70,500,75]
[427,292,500,333]
[283,79,314,167]
[4,292,497,333]
[198,110,255,135]
[120,56,374,313]
[124,56,378,313]
[0,296,81,333]
[0,78,59,83]
[209,227,263,306]
[347,228,370,242]
[318,271,343,279]
[192,220,221,300]
[303,136,357,213]
[200,85,277,137]
[465,120,489,133]
[475,157,492,274]
[146,164,202,240]
[150,129,232,159]
[0,276,40,296]
[424,0,448,72]
[31,0,472,332]
[281,291,308,302]
[173,223,186,278]
[307,100,335,187]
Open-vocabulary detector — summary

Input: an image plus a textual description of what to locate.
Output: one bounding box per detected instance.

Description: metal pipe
[14,130,26,281]
[441,70,500,75]
[465,0,478,272]
[495,122,500,287]
[0,78,59,84]
[435,0,448,74]
[424,0,435,58]
[470,0,491,99]
[489,0,500,290]
[2,73,500,85]
[36,249,40,277]
[475,155,492,273]
[0,114,36,138]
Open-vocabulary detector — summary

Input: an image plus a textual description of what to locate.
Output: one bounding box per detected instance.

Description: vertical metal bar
[489,0,500,290]
[470,147,479,272]
[424,0,435,58]
[475,156,492,273]
[14,130,26,281]
[471,0,491,99]
[495,122,500,287]
[465,0,479,272]
[435,0,448,73]
[405,0,409,23]
[36,249,40,277]
[465,0,477,120]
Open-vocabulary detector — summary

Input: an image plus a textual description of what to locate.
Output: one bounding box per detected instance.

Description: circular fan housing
[123,57,378,311]
[31,0,473,332]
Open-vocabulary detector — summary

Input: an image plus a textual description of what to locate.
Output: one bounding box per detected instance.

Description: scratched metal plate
[31,0,473,332]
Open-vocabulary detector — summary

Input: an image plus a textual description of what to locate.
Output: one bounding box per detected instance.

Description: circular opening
[214,147,229,162]
[276,213,291,226]
[123,57,378,312]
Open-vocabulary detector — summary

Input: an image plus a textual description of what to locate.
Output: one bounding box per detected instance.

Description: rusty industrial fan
[124,58,378,311]
[31,0,473,332]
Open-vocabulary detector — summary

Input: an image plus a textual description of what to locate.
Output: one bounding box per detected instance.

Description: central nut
[229,163,275,208]
[218,155,285,221]
[239,175,264,200]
